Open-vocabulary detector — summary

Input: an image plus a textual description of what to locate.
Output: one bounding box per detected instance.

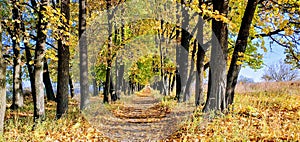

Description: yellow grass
[2,81,300,141]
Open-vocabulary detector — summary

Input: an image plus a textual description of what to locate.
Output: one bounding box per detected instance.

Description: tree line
[0,0,299,135]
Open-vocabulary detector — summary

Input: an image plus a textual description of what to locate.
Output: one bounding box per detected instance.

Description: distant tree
[0,12,6,134]
[262,60,298,82]
[238,75,254,83]
[79,0,89,110]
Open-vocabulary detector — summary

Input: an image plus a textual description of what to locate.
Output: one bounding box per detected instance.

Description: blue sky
[239,44,286,82]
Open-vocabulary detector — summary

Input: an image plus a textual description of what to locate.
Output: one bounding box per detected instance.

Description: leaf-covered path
[83,88,194,141]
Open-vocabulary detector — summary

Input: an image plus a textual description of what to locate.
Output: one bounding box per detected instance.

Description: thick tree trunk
[79,0,89,110]
[179,0,190,101]
[195,6,205,106]
[203,0,228,113]
[225,0,259,109]
[56,0,70,119]
[43,58,55,101]
[0,22,6,134]
[11,0,23,109]
[33,0,48,121]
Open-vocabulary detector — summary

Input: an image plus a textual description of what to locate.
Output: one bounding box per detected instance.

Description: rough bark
[56,0,70,119]
[195,5,205,106]
[203,0,228,113]
[225,0,259,109]
[43,58,55,101]
[0,20,6,134]
[33,0,48,121]
[11,0,23,109]
[79,0,89,110]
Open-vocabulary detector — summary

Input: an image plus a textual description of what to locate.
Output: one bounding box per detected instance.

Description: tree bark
[184,41,197,102]
[175,2,181,102]
[11,0,23,109]
[79,0,89,110]
[43,58,55,101]
[195,4,205,106]
[56,0,70,119]
[203,0,228,113]
[179,0,190,102]
[0,19,7,134]
[22,17,35,109]
[225,0,259,109]
[103,0,113,103]
[69,74,75,98]
[33,0,48,121]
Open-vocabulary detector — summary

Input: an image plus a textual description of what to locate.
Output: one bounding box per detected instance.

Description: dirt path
[84,90,194,141]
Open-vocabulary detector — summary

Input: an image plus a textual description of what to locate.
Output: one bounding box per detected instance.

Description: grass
[2,81,300,141]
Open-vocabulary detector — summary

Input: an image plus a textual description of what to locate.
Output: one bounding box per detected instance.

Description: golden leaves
[284,28,294,36]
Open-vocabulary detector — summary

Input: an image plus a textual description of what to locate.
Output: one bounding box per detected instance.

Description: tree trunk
[184,41,197,102]
[225,0,259,109]
[110,76,117,102]
[118,63,125,97]
[93,78,98,96]
[69,74,75,98]
[0,20,6,134]
[56,0,70,119]
[115,57,121,99]
[79,0,89,110]
[175,2,181,102]
[203,0,228,113]
[179,0,190,102]
[43,58,55,101]
[11,0,23,109]
[103,0,113,103]
[22,18,35,109]
[195,5,205,106]
[33,0,48,121]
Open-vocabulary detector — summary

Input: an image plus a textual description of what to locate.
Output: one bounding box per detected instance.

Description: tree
[43,58,55,101]
[0,12,6,134]
[10,0,23,109]
[203,0,229,113]
[225,0,259,109]
[33,0,48,121]
[56,0,70,119]
[262,60,298,82]
[195,0,206,106]
[238,75,254,83]
[79,0,89,110]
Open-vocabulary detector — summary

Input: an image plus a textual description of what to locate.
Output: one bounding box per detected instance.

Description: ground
[2,81,300,141]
